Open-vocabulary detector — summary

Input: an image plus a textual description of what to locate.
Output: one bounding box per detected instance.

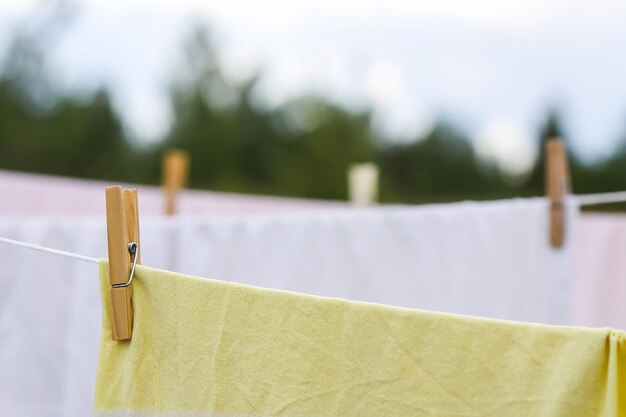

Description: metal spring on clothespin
[112,242,139,288]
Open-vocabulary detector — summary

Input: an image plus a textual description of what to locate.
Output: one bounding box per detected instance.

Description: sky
[2,0,626,175]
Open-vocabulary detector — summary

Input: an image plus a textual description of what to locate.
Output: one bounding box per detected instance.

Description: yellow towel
[94,261,625,416]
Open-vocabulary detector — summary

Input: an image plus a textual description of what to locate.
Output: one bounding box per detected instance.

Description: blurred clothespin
[162,149,190,215]
[348,162,379,207]
[545,138,570,248]
[105,186,141,341]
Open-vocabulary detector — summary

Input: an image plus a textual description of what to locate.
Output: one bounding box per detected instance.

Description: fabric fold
[95,261,625,417]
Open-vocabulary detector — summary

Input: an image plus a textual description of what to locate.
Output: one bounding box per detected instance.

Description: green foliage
[1,24,626,208]
[379,123,502,202]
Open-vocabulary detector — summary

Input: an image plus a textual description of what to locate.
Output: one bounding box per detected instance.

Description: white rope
[575,191,626,206]
[0,237,99,264]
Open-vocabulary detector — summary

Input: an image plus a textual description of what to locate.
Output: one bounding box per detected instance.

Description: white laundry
[0,197,578,417]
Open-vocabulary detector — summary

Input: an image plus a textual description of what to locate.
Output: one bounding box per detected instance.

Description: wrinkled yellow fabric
[94,261,625,417]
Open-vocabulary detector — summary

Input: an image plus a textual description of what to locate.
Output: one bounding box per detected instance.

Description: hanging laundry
[0,197,580,417]
[94,261,625,417]
[153,197,578,325]
[0,228,101,417]
[574,213,626,331]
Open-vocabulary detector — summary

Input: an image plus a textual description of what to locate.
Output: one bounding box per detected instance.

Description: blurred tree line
[1,18,626,205]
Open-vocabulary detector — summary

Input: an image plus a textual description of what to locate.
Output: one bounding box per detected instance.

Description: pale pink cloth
[0,170,343,216]
[574,213,626,330]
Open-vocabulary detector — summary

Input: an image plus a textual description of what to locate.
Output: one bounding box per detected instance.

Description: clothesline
[0,237,98,264]
[576,191,626,206]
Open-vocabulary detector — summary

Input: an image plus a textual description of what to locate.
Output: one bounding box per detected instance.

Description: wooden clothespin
[162,149,190,215]
[105,186,141,341]
[546,138,570,248]
[348,162,379,207]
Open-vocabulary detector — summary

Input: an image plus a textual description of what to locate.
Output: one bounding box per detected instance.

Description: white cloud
[67,0,552,30]
[475,120,537,176]
[0,0,39,15]
[363,63,403,108]
[220,49,261,86]
[254,47,355,108]
[115,89,173,142]
[363,62,433,140]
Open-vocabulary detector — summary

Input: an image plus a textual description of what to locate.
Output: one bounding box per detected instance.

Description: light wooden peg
[105,186,141,341]
[348,162,379,207]
[546,139,570,248]
[163,150,190,215]
[123,189,141,264]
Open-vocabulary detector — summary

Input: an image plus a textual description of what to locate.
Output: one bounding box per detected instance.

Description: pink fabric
[0,170,343,216]
[574,213,626,330]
